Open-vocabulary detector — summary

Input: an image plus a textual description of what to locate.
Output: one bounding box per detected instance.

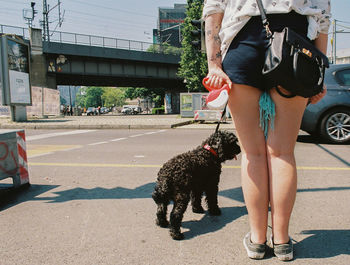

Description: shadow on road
[36,182,155,203]
[297,134,350,146]
[297,134,324,144]
[295,229,350,259]
[182,206,247,240]
[0,184,59,211]
[18,119,70,123]
[219,186,244,203]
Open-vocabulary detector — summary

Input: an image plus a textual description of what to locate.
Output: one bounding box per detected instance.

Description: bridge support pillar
[29,28,55,89]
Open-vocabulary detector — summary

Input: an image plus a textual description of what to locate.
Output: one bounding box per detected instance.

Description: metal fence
[0,24,181,55]
[0,24,30,39]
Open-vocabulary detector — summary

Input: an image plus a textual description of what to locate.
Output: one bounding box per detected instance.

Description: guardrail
[0,24,181,55]
[0,24,30,39]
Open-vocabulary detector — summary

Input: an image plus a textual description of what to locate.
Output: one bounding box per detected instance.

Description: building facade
[153,4,187,48]
[334,48,350,64]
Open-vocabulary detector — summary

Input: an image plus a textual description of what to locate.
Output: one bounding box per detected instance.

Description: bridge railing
[0,24,30,39]
[0,24,182,56]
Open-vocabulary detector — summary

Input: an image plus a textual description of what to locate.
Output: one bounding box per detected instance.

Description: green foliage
[152,106,165,114]
[84,86,103,107]
[147,43,182,55]
[76,86,125,108]
[121,87,164,108]
[102,87,125,107]
[178,0,208,92]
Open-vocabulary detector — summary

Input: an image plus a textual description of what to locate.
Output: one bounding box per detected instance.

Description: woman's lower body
[222,12,310,260]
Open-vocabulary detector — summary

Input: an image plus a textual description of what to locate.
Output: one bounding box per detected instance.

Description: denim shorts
[222,11,309,90]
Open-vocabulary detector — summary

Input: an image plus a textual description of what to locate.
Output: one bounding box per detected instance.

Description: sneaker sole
[243,237,265,259]
[275,252,293,261]
[270,236,293,261]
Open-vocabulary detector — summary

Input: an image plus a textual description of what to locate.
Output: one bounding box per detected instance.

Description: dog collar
[203,144,218,157]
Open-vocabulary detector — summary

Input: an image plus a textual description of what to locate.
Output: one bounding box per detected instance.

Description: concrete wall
[29,28,56,89]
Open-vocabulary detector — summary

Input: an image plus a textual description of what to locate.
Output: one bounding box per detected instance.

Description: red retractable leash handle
[202,77,230,110]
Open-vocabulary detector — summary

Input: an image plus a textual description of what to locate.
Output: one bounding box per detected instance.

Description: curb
[0,121,195,130]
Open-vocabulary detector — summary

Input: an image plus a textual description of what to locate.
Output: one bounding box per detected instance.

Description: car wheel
[320,108,350,144]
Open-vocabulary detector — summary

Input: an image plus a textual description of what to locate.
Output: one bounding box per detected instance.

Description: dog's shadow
[181,206,247,240]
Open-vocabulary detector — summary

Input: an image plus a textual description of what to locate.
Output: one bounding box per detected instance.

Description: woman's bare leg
[267,88,308,244]
[228,84,269,244]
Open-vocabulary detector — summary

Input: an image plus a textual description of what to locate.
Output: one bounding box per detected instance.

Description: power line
[60,18,153,34]
[337,23,350,31]
[0,0,27,5]
[65,9,155,28]
[69,0,157,18]
[336,19,350,25]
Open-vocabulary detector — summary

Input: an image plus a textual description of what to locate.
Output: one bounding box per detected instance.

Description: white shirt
[202,0,331,59]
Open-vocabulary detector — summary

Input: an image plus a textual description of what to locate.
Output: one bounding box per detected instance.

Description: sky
[1,0,349,53]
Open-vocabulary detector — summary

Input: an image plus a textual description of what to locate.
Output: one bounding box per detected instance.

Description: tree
[122,87,165,107]
[147,43,182,55]
[76,86,102,107]
[102,87,125,107]
[178,0,208,92]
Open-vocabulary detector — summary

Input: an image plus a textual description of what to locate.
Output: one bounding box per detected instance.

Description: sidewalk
[0,114,235,130]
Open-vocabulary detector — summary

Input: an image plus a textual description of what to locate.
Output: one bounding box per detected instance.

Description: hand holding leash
[203,77,230,110]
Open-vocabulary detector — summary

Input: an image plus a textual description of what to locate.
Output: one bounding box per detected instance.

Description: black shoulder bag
[256,0,329,98]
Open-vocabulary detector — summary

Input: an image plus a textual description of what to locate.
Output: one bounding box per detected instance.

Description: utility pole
[41,0,65,41]
[42,0,50,41]
[23,2,37,28]
[333,19,337,64]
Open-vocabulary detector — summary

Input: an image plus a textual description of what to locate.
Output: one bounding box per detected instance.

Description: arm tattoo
[213,34,221,45]
[215,51,222,59]
[206,30,212,36]
[210,51,222,62]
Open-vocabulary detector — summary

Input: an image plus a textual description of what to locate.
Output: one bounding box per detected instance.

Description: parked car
[121,105,141,115]
[301,64,350,144]
[101,107,108,114]
[86,107,97,116]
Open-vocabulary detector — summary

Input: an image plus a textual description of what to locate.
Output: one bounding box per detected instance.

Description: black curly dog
[152,130,241,240]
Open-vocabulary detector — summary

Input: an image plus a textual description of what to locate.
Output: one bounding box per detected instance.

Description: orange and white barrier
[0,129,29,187]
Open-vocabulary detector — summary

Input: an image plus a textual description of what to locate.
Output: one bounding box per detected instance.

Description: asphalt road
[0,129,349,265]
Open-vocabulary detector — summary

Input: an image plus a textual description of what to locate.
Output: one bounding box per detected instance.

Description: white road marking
[144,130,166,135]
[61,146,84,152]
[129,134,143,138]
[144,132,157,135]
[29,152,55,158]
[110,137,127,142]
[26,130,96,141]
[88,141,108,146]
[134,155,145,158]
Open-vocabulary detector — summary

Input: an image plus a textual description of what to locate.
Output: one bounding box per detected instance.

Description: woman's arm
[314,33,328,55]
[205,13,224,70]
[309,33,329,104]
[204,13,232,89]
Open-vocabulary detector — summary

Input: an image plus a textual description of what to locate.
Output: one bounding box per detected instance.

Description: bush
[152,106,165,114]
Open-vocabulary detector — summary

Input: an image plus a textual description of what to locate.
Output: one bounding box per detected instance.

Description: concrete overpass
[1,25,185,90]
[43,39,184,90]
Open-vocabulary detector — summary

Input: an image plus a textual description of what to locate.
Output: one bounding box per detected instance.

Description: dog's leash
[215,103,228,133]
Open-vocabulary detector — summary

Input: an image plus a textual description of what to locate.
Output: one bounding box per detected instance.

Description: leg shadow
[181,206,247,240]
[219,186,244,203]
[295,229,350,259]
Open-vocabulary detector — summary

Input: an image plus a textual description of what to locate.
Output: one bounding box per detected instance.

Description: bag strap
[255,0,273,38]
[215,103,228,133]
